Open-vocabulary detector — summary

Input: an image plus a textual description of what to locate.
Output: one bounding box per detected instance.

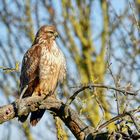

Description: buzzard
[19,25,66,126]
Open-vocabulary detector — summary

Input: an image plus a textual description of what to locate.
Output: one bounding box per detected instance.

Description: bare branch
[67,83,138,105]
[96,107,140,132]
[0,95,97,140]
[0,91,139,139]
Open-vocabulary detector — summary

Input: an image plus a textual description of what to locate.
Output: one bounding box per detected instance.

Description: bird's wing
[20,44,41,97]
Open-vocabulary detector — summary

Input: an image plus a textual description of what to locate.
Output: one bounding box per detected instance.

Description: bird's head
[33,25,58,45]
[38,25,58,40]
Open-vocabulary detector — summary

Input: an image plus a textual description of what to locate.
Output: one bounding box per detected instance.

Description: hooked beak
[54,31,58,38]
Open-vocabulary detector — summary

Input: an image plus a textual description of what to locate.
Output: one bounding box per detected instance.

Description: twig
[129,1,140,32]
[0,62,20,73]
[95,107,140,132]
[66,86,89,105]
[95,92,105,130]
[107,62,120,115]
[128,112,140,134]
[19,85,28,100]
[67,83,138,106]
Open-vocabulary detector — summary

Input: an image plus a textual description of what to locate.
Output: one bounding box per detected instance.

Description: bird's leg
[42,91,54,100]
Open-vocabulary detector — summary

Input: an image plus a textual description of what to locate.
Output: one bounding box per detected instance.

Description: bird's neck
[32,37,55,49]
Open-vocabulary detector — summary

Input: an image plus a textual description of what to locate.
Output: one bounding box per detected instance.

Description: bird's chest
[39,44,62,78]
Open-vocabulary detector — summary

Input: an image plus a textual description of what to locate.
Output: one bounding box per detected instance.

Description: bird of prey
[19,25,66,126]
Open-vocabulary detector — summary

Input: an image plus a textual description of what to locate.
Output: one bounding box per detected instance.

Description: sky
[0,0,136,140]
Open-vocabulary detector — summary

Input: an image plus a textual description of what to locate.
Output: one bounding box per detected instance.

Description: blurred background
[0,0,140,140]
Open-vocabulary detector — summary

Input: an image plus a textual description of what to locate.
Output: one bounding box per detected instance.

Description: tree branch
[67,83,138,105]
[0,95,107,140]
[0,94,139,140]
[96,107,140,132]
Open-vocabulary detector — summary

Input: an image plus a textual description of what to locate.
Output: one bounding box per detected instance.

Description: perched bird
[19,25,66,126]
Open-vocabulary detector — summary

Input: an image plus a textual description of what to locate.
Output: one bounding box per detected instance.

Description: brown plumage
[19,25,66,126]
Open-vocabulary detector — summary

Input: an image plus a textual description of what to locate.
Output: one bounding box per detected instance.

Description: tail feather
[30,109,45,126]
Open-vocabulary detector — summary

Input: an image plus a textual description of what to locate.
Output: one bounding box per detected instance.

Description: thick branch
[0,94,139,139]
[0,96,107,140]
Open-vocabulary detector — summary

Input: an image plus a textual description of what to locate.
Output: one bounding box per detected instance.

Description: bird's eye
[47,31,54,34]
